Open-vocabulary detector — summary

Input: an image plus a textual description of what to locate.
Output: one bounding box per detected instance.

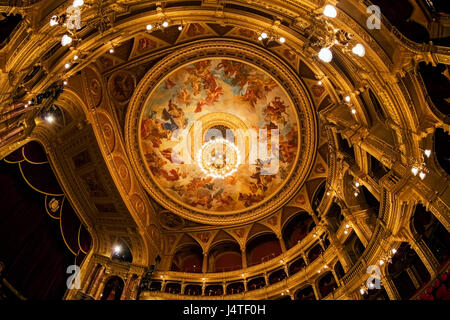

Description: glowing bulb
[50,16,59,27]
[318,80,323,85]
[360,288,365,295]
[73,55,78,60]
[258,36,262,41]
[326,192,330,196]
[379,260,384,265]
[46,115,55,123]
[73,0,84,7]
[345,95,351,102]
[261,32,268,39]
[323,4,337,18]
[113,245,121,253]
[109,48,114,54]
[355,182,360,187]
[391,249,397,254]
[419,171,426,180]
[202,278,205,281]
[344,230,348,234]
[279,37,286,43]
[63,80,68,85]
[318,270,321,273]
[424,149,431,158]
[352,43,366,57]
[61,34,72,46]
[345,224,350,228]
[28,100,32,105]
[64,63,71,69]
[351,108,357,114]
[411,167,419,176]
[178,25,183,31]
[354,192,358,197]
[318,47,333,63]
[241,274,245,277]
[146,24,153,31]
[162,21,169,28]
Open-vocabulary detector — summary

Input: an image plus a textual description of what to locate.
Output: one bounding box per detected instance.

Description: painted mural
[140,59,299,213]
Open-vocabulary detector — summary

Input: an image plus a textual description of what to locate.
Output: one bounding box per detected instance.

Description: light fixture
[345,95,351,102]
[50,16,59,27]
[109,48,115,54]
[391,249,397,254]
[28,100,32,105]
[424,149,431,158]
[355,182,360,187]
[61,34,73,46]
[241,274,245,277]
[419,171,426,180]
[326,191,330,196]
[360,288,365,295]
[318,80,323,85]
[323,4,337,18]
[146,24,153,31]
[411,167,419,176]
[351,108,357,114]
[63,80,68,85]
[280,259,284,264]
[379,260,384,265]
[178,25,183,31]
[279,37,286,43]
[354,192,359,197]
[260,32,268,39]
[318,47,333,62]
[196,138,241,179]
[162,21,169,28]
[202,278,205,281]
[73,55,79,61]
[64,63,71,69]
[345,224,350,228]
[352,43,366,57]
[344,230,348,234]
[73,0,84,7]
[113,245,121,254]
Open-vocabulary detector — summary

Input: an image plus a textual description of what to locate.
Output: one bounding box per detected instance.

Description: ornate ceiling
[0,0,449,301]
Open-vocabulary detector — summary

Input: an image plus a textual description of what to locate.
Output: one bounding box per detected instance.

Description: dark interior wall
[0,142,91,300]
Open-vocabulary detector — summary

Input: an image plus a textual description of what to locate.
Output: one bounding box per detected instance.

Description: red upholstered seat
[426,286,434,294]
[435,284,447,300]
[441,273,448,282]
[433,279,441,288]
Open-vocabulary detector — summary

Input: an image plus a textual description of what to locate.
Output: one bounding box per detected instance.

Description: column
[241,246,247,269]
[311,283,321,300]
[181,282,186,295]
[406,268,421,289]
[278,235,287,253]
[202,252,208,273]
[380,273,400,300]
[408,236,439,279]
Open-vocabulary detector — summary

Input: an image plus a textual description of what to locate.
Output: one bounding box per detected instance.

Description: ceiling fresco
[139,59,300,214]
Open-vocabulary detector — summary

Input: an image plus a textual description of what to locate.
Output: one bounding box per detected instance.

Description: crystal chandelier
[196,138,241,179]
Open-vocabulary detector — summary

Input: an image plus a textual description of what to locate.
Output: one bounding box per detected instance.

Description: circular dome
[126,41,317,224]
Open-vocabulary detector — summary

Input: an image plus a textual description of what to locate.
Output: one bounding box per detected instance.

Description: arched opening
[344,231,365,265]
[226,282,244,295]
[419,63,450,117]
[205,284,223,296]
[334,261,345,281]
[289,257,306,275]
[148,281,162,292]
[101,276,124,300]
[268,269,287,285]
[360,185,380,216]
[387,243,431,299]
[208,241,242,272]
[337,133,355,162]
[412,204,450,266]
[247,277,266,291]
[184,284,202,296]
[294,285,316,300]
[369,153,388,182]
[325,202,344,232]
[246,233,281,266]
[311,181,326,214]
[111,240,133,263]
[307,243,324,263]
[282,211,315,249]
[171,244,203,273]
[165,282,181,294]
[317,271,338,299]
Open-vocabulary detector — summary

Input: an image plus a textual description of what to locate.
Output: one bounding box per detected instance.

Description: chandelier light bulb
[354,192,358,197]
[323,5,337,18]
[73,55,79,60]
[279,37,286,43]
[351,108,357,114]
[379,260,384,265]
[392,249,397,254]
[345,224,350,228]
[352,43,366,57]
[64,63,71,69]
[178,25,183,31]
[28,100,32,105]
[411,167,419,176]
[355,182,360,187]
[46,115,55,123]
[109,48,114,54]
[61,34,73,46]
[113,245,121,254]
[318,47,333,63]
[162,21,169,28]
[345,95,351,102]
[424,149,431,158]
[344,230,348,234]
[50,16,59,27]
[419,171,426,180]
[360,288,365,295]
[326,191,330,196]
[318,80,323,85]
[261,32,268,39]
[73,0,84,7]
[146,24,153,31]
[63,80,68,85]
